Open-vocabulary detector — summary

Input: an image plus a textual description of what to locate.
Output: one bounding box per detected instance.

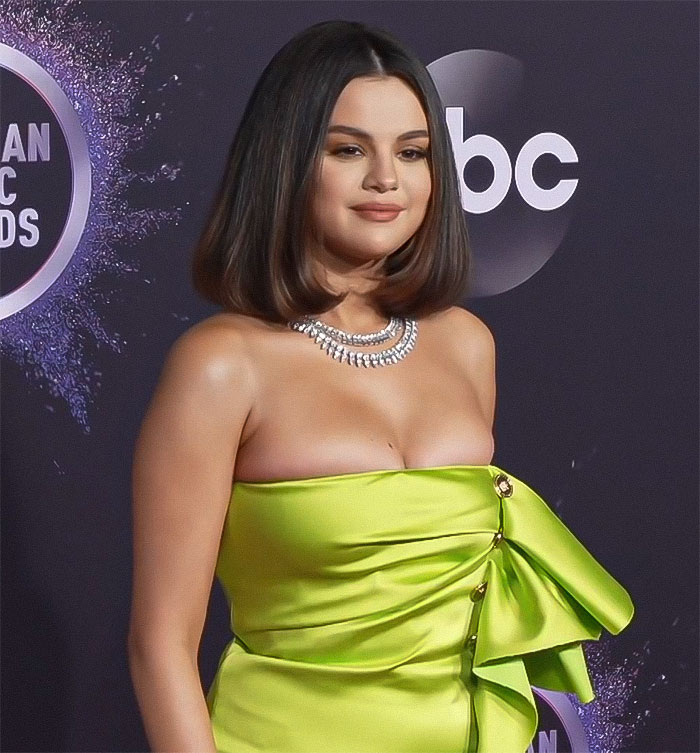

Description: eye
[401,148,428,161]
[331,146,363,158]
[330,146,429,160]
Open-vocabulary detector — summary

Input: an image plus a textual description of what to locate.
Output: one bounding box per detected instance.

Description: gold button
[493,473,513,498]
[492,530,504,547]
[467,633,477,644]
[471,581,488,601]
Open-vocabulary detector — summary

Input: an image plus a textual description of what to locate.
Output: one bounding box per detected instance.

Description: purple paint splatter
[566,634,650,753]
[0,0,181,431]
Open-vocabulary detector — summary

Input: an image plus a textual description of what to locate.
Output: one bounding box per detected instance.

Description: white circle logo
[0,42,91,320]
[428,49,579,296]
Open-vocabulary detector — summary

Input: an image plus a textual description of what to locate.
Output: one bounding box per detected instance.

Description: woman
[128,20,634,753]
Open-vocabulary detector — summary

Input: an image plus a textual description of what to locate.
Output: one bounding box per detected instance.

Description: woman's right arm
[128,320,256,752]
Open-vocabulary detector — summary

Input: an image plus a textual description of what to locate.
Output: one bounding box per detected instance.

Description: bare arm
[128,320,255,752]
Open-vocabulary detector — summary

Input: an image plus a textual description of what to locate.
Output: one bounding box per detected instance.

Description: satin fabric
[206,464,634,753]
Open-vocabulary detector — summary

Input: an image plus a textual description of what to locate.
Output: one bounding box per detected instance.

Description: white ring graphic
[0,42,91,320]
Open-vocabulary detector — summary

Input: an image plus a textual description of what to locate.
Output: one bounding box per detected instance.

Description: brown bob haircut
[192,20,472,324]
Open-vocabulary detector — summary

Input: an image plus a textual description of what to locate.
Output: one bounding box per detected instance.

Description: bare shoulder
[177,310,256,343]
[160,312,257,404]
[436,307,497,426]
[172,311,256,361]
[437,306,496,358]
[134,312,258,486]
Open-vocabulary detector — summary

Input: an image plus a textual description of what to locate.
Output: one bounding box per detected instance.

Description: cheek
[407,170,432,227]
[402,162,431,204]
[308,169,351,234]
[414,166,432,202]
[316,160,355,203]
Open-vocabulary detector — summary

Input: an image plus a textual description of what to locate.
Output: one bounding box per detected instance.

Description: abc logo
[428,49,579,296]
[446,110,579,214]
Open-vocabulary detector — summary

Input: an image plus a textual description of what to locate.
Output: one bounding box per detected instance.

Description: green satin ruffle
[207,464,634,753]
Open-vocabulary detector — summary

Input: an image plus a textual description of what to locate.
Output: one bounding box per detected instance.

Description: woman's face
[308,75,432,271]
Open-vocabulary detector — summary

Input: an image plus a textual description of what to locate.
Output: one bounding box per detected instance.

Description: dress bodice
[208,464,634,753]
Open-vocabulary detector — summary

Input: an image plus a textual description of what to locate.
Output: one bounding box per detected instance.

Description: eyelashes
[331,146,428,161]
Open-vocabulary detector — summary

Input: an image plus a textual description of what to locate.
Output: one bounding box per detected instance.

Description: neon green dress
[206,464,634,753]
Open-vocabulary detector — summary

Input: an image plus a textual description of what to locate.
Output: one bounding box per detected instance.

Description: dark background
[1,2,697,751]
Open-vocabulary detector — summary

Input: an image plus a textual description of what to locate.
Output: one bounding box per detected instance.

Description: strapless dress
[206,464,634,753]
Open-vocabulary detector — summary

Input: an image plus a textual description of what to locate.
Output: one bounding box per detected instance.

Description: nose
[362,154,399,192]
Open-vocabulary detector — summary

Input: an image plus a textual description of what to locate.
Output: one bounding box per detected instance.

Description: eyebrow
[327,125,429,141]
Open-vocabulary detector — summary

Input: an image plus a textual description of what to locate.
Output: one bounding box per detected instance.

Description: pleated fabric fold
[469,466,635,753]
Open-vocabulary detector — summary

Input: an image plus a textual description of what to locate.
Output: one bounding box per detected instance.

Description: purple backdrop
[1,1,697,751]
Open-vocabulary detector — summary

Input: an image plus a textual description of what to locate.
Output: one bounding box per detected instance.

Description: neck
[305,243,394,332]
[315,299,391,333]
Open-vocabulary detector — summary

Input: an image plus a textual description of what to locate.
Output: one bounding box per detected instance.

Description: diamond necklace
[287,314,418,368]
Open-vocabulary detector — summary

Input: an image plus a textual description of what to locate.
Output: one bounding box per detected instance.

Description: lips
[351,203,405,222]
[352,207,403,222]
[351,203,404,211]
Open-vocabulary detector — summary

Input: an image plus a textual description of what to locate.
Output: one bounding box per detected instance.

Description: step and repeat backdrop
[1,1,697,752]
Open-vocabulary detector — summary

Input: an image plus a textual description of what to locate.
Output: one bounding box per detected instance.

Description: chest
[234,328,494,483]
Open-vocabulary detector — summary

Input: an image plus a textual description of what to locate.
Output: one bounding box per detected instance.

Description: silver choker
[287,314,418,368]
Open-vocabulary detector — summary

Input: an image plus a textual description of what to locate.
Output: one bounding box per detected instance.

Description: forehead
[328,76,429,135]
